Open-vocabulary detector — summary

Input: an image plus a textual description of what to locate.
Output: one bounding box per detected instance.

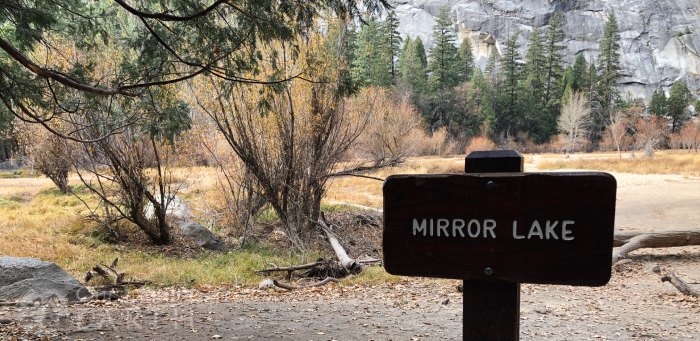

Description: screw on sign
[382,150,617,340]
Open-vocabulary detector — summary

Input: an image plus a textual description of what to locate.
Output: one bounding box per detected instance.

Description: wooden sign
[383,172,616,286]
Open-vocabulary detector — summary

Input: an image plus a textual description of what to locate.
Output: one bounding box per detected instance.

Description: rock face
[391,0,700,98]
[0,257,90,304]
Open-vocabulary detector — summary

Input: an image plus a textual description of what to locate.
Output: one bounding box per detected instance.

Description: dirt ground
[2,164,700,340]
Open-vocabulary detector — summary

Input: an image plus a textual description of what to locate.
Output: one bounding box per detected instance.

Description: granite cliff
[391,0,700,99]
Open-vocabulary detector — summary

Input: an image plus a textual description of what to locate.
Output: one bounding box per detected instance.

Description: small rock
[441,299,450,305]
[0,319,12,324]
[535,306,550,314]
[212,335,222,339]
[258,279,275,290]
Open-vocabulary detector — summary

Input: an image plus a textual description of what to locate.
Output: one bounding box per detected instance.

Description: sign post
[463,150,522,341]
[383,150,616,340]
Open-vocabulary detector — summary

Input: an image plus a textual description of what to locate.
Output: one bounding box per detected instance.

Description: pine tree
[398,37,428,92]
[595,13,622,143]
[485,45,500,88]
[543,13,566,107]
[382,10,403,84]
[352,18,391,87]
[524,27,546,102]
[667,81,693,133]
[458,38,475,82]
[428,8,461,91]
[648,89,668,117]
[572,54,587,92]
[496,31,524,136]
[523,26,554,142]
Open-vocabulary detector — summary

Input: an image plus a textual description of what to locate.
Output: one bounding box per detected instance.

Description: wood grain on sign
[382,172,616,286]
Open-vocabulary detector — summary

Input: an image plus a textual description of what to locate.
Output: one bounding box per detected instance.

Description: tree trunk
[0,140,6,162]
[613,230,700,264]
[318,216,361,273]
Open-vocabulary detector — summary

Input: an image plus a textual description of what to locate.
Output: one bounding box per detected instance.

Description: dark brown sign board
[383,172,616,286]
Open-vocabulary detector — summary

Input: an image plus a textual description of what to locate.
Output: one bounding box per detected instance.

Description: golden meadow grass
[536,151,700,176]
[2,152,696,287]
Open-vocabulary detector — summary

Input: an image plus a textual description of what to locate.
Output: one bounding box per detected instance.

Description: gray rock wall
[391,0,700,99]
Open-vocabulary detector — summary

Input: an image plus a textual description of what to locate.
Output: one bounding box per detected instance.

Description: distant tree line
[347,8,698,151]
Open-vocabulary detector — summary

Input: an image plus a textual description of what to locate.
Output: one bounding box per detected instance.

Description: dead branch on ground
[80,258,148,303]
[612,230,700,264]
[661,273,700,297]
[272,277,340,291]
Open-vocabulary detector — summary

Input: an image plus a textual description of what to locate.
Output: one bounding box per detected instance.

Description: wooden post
[463,150,523,341]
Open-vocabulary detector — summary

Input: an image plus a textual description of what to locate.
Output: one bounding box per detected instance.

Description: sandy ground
[2,164,700,340]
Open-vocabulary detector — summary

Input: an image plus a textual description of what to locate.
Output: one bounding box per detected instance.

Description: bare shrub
[633,116,669,158]
[465,136,497,154]
[557,91,591,153]
[415,127,457,156]
[71,122,184,245]
[189,35,373,248]
[17,124,73,193]
[607,111,628,158]
[351,88,423,166]
[679,120,699,151]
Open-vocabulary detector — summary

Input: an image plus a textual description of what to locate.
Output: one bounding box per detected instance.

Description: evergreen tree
[572,54,587,92]
[398,37,428,92]
[648,89,668,117]
[458,38,475,82]
[523,27,555,142]
[352,18,391,87]
[524,27,546,102]
[667,81,693,132]
[495,32,524,137]
[382,10,402,84]
[543,13,566,107]
[427,8,461,91]
[595,13,622,143]
[485,45,501,89]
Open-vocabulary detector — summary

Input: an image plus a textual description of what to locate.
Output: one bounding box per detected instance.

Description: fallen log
[661,273,700,297]
[318,215,362,273]
[272,277,339,291]
[612,230,700,264]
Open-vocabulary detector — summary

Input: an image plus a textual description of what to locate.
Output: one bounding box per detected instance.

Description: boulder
[0,257,90,304]
[178,221,228,252]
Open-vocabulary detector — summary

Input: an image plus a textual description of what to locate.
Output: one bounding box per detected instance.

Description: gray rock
[0,257,90,304]
[391,0,700,98]
[178,221,228,252]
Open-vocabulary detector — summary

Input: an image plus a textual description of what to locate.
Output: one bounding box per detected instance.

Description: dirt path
[3,250,699,341]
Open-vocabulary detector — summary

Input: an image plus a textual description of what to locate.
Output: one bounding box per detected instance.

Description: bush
[465,135,497,154]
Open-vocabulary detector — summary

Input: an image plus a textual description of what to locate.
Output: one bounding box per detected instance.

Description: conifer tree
[595,13,622,143]
[382,10,403,84]
[398,37,428,92]
[523,27,556,142]
[485,45,501,88]
[352,18,391,87]
[648,89,668,117]
[667,81,693,133]
[543,13,566,107]
[572,54,587,92]
[459,38,475,82]
[428,8,461,92]
[495,32,524,136]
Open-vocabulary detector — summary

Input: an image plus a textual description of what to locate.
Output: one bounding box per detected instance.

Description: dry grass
[0,173,321,288]
[536,150,700,176]
[15,151,695,288]
[325,156,465,208]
